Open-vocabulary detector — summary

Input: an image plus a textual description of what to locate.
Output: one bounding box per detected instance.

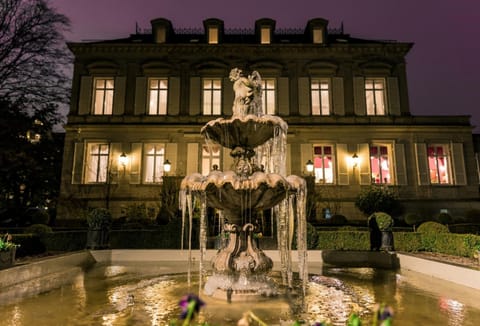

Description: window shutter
[72,142,85,184]
[189,77,201,115]
[358,143,371,185]
[166,143,178,175]
[223,77,233,116]
[169,77,180,115]
[353,77,366,115]
[109,142,123,184]
[415,143,429,185]
[451,143,467,185]
[129,143,142,184]
[187,143,199,174]
[300,143,311,175]
[113,76,126,115]
[387,77,401,116]
[78,76,93,115]
[336,143,349,185]
[134,77,146,115]
[278,77,289,116]
[298,77,310,116]
[223,147,233,171]
[332,77,345,116]
[394,143,407,185]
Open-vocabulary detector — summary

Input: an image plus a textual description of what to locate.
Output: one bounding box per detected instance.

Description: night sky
[50,0,480,133]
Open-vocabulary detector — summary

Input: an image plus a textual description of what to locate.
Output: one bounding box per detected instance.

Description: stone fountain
[180,68,307,302]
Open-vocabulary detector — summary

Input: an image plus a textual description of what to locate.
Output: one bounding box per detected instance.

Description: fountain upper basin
[201,114,288,150]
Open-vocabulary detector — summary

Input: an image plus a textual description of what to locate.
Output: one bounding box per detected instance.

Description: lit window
[202,79,222,115]
[93,78,114,115]
[311,79,330,115]
[148,78,168,115]
[312,28,323,44]
[313,145,334,184]
[261,78,276,114]
[143,143,165,183]
[85,143,109,183]
[370,145,391,184]
[261,27,271,44]
[202,144,221,175]
[365,78,386,115]
[208,27,218,44]
[428,145,451,184]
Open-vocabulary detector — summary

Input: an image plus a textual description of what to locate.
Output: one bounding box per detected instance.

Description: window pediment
[359,61,393,75]
[194,60,229,76]
[249,61,283,75]
[142,61,172,75]
[305,61,338,75]
[86,60,119,74]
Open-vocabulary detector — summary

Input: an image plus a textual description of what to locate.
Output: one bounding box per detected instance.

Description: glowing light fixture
[163,159,172,173]
[119,152,128,167]
[306,160,314,173]
[352,153,359,168]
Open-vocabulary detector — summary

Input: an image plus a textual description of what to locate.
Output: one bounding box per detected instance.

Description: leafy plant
[404,213,424,231]
[369,212,394,232]
[0,233,19,251]
[355,186,399,216]
[417,221,449,234]
[86,208,112,230]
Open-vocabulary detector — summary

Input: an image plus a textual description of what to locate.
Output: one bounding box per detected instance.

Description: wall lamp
[305,159,314,174]
[352,153,359,168]
[163,159,172,175]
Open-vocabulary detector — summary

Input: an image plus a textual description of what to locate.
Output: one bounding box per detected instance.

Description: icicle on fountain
[180,68,308,302]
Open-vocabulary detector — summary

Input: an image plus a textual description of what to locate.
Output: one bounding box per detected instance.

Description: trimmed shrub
[417,221,449,234]
[393,232,422,252]
[10,234,46,257]
[436,212,453,225]
[404,213,424,230]
[316,231,370,251]
[43,231,87,252]
[369,212,393,231]
[329,215,347,225]
[355,186,399,216]
[25,224,53,235]
[24,208,50,225]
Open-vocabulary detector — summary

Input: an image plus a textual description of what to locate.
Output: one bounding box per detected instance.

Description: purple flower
[179,294,205,320]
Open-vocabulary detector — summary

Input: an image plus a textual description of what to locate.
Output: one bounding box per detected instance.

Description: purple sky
[51,0,480,132]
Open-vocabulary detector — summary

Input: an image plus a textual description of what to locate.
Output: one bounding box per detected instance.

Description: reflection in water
[0,264,479,325]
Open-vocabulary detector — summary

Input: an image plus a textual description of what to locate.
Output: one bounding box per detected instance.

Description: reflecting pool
[0,262,479,325]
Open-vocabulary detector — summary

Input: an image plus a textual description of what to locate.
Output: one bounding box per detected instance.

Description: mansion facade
[58,17,479,220]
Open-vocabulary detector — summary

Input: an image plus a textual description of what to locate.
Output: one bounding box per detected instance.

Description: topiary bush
[436,212,453,225]
[355,186,399,216]
[404,213,425,231]
[417,221,450,234]
[369,212,394,231]
[25,224,53,235]
[329,214,347,225]
[86,208,112,230]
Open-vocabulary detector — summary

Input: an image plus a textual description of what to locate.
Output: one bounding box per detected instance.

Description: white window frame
[427,144,452,185]
[201,144,221,175]
[143,143,166,183]
[202,78,222,115]
[365,78,386,116]
[85,143,110,183]
[92,78,114,115]
[311,78,331,116]
[313,144,335,184]
[147,78,168,115]
[261,78,276,115]
[369,144,392,184]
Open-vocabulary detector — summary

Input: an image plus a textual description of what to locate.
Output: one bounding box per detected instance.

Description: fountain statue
[180,68,308,302]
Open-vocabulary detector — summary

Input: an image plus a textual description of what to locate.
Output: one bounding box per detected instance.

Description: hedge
[316,231,369,251]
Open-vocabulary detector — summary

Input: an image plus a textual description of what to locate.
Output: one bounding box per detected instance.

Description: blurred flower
[179,294,205,325]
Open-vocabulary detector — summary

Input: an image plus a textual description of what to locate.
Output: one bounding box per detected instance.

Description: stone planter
[380,231,394,252]
[0,247,16,269]
[86,229,110,250]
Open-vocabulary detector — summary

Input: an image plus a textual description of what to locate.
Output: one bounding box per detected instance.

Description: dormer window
[312,28,324,44]
[208,27,219,44]
[261,26,271,44]
[155,26,166,43]
[150,18,173,44]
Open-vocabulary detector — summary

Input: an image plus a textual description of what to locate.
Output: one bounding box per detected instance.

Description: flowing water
[0,262,479,325]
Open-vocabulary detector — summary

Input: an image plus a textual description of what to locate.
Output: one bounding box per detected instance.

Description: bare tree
[0,0,71,110]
